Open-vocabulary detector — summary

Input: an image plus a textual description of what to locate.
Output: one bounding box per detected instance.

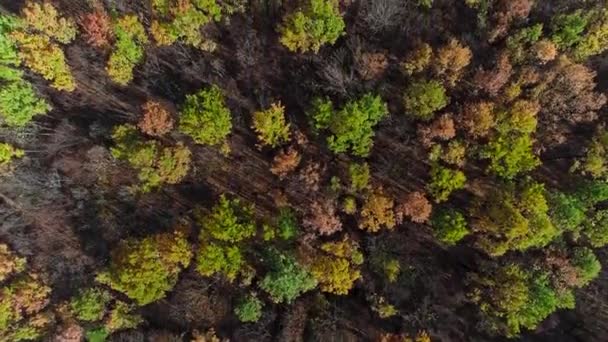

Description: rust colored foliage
[303,199,343,236]
[418,113,456,147]
[474,53,513,97]
[271,147,301,179]
[434,39,472,85]
[298,162,323,192]
[359,188,396,232]
[54,324,84,342]
[396,191,432,224]
[80,9,113,48]
[534,39,557,63]
[458,101,495,138]
[138,100,175,137]
[357,52,389,80]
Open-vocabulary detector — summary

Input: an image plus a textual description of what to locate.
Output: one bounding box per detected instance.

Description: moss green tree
[234,294,263,323]
[96,230,192,305]
[105,301,143,332]
[279,0,345,53]
[70,288,111,322]
[403,80,449,121]
[427,164,466,203]
[107,15,148,85]
[259,249,317,303]
[349,162,370,192]
[252,102,290,148]
[0,143,24,167]
[179,85,232,149]
[431,208,470,245]
[309,94,388,157]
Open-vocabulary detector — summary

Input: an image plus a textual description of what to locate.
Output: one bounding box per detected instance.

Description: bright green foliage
[259,249,317,303]
[105,301,143,332]
[0,81,49,126]
[196,242,244,281]
[309,94,389,157]
[431,208,470,245]
[574,10,608,60]
[21,1,76,44]
[583,209,608,248]
[96,231,192,305]
[252,102,290,148]
[151,0,225,49]
[571,247,601,286]
[111,124,192,192]
[574,180,608,207]
[179,85,233,147]
[349,162,370,192]
[551,10,590,49]
[199,195,256,242]
[70,288,111,322]
[469,263,574,337]
[311,237,363,295]
[107,15,148,85]
[403,80,449,121]
[278,0,345,53]
[579,128,608,178]
[480,101,541,179]
[471,180,559,256]
[0,143,24,167]
[85,328,109,342]
[234,294,263,323]
[0,274,52,342]
[548,191,587,234]
[427,164,466,203]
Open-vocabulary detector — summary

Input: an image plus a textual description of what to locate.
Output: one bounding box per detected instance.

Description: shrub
[579,128,608,178]
[583,209,608,248]
[309,94,389,157]
[96,231,192,305]
[196,242,244,281]
[11,32,75,91]
[198,195,256,243]
[279,0,345,53]
[0,143,24,167]
[259,249,317,303]
[271,147,301,178]
[105,301,142,332]
[349,162,370,192]
[0,244,25,282]
[471,180,559,256]
[21,1,76,44]
[402,43,432,75]
[303,199,342,235]
[70,288,111,322]
[427,165,466,203]
[310,238,363,295]
[80,9,112,48]
[403,80,449,121]
[431,208,469,245]
[370,295,398,318]
[111,124,191,192]
[234,294,263,323]
[179,85,233,147]
[359,188,396,232]
[277,208,299,240]
[107,15,148,85]
[252,102,290,148]
[138,100,174,137]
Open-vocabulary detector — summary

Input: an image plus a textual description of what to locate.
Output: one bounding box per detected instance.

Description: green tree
[431,208,470,245]
[21,1,77,44]
[198,195,256,243]
[573,9,608,60]
[105,301,142,332]
[107,15,148,85]
[309,94,388,157]
[349,162,370,192]
[583,209,608,248]
[279,0,345,53]
[70,288,111,322]
[427,164,466,203]
[234,294,263,323]
[548,191,587,234]
[179,85,232,148]
[471,180,559,256]
[578,128,608,178]
[96,231,192,305]
[259,249,317,303]
[571,247,601,286]
[551,10,589,50]
[252,102,290,148]
[111,124,191,192]
[196,242,244,281]
[403,80,449,121]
